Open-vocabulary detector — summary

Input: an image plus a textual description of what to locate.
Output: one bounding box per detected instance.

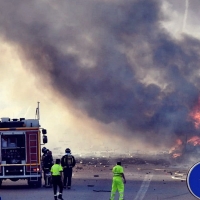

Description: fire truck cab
[0,117,47,187]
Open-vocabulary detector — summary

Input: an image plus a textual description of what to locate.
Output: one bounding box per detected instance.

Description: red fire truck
[0,103,47,187]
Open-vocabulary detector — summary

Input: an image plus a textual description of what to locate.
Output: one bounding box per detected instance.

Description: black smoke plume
[1,0,200,145]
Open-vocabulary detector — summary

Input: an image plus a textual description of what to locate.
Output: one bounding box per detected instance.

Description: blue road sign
[187,161,200,199]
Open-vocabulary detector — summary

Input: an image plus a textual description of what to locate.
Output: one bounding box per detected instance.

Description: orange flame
[169,97,200,158]
[187,136,200,146]
[169,139,183,158]
[190,99,200,128]
[172,153,182,158]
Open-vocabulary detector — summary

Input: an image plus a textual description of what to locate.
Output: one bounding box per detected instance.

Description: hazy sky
[0,0,200,154]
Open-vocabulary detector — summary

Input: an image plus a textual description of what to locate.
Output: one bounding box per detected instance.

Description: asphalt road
[0,161,197,200]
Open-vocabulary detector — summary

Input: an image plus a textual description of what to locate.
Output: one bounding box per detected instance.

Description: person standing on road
[51,159,64,200]
[109,161,126,200]
[61,148,76,189]
[43,150,54,187]
[41,147,48,178]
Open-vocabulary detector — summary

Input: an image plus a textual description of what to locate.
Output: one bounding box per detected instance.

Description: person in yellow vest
[110,161,126,200]
[51,159,64,200]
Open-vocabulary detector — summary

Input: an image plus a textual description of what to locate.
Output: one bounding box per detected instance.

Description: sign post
[187,162,200,199]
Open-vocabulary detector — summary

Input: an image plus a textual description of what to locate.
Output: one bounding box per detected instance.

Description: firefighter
[43,150,54,187]
[42,147,48,185]
[109,161,126,200]
[61,148,76,189]
[51,159,64,200]
[41,147,48,165]
[41,147,49,169]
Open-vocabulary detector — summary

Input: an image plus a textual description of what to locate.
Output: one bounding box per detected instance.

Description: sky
[0,0,200,155]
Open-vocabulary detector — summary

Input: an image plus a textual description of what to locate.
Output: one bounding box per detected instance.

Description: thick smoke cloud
[1,0,200,145]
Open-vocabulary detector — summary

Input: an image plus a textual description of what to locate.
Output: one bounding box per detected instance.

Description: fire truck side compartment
[0,114,45,187]
[1,133,26,175]
[0,130,41,177]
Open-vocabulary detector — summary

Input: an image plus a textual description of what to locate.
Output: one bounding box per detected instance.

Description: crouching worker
[110,162,126,200]
[51,159,64,200]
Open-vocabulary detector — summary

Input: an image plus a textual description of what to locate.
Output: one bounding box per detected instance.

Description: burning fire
[187,136,200,146]
[169,98,200,159]
[190,98,200,129]
[169,98,200,158]
[170,136,200,159]
[172,153,181,158]
[169,139,183,158]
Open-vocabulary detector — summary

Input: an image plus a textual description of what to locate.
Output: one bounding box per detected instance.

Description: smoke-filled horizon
[1,0,200,147]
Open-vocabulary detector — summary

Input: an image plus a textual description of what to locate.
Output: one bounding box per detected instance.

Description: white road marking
[134,174,153,200]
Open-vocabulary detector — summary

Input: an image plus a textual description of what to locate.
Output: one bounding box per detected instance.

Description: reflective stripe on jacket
[112,165,124,177]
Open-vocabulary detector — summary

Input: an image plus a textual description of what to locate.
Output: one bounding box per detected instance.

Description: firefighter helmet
[65,148,71,153]
[42,147,47,153]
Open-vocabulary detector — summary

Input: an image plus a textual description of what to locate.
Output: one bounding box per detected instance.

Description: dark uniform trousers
[52,175,63,195]
[43,168,51,184]
[43,155,53,185]
[63,167,73,187]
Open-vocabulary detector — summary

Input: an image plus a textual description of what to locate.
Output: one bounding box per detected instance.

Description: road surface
[0,159,197,200]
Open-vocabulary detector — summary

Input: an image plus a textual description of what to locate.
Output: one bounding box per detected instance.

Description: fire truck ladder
[29,134,39,181]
